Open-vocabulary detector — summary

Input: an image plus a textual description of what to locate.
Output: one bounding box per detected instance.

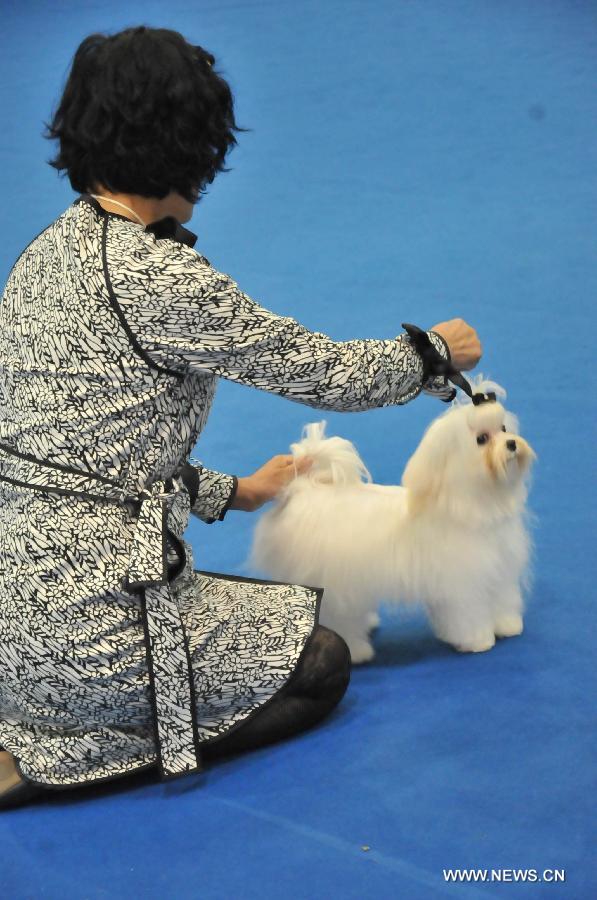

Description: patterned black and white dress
[0,193,453,790]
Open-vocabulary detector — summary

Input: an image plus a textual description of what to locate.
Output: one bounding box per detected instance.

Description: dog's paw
[347,638,375,665]
[494,614,524,638]
[366,611,381,632]
[452,634,496,653]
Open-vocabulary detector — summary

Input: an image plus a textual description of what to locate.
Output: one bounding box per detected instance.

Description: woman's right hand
[429,318,482,371]
[232,454,313,512]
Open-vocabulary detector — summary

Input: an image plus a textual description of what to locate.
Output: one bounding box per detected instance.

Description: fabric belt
[0,443,203,781]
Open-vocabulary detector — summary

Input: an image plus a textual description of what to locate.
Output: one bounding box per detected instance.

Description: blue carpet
[1,1,595,897]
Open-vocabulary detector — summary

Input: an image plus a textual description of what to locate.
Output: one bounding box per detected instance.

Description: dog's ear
[401,419,450,513]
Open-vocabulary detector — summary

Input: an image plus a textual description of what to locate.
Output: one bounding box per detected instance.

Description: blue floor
[1,1,595,897]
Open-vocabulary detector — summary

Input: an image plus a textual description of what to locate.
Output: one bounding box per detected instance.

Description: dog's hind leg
[366,611,381,632]
[317,597,375,664]
[343,634,375,665]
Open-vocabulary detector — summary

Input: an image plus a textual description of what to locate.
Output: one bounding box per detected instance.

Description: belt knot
[125,478,181,589]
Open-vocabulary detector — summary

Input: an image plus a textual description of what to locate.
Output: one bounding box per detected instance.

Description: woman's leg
[202,625,351,760]
[0,750,22,793]
[0,750,46,809]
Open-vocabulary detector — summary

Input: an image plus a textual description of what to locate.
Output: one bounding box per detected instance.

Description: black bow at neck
[144,215,198,249]
[79,194,198,248]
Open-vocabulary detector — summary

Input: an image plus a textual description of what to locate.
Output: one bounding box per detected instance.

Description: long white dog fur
[249,378,536,664]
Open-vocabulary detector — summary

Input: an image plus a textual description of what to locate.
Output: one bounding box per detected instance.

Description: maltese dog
[249,379,536,664]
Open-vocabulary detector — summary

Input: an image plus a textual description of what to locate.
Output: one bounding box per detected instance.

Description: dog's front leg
[425,591,496,653]
[491,583,524,639]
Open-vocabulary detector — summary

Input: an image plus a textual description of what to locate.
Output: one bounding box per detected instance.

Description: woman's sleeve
[421,331,457,401]
[113,245,451,411]
[178,459,238,524]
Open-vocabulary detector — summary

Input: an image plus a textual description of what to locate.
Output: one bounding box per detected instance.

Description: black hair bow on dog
[401,323,496,405]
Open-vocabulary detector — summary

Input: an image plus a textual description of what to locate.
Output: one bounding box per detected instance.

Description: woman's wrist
[229,475,258,512]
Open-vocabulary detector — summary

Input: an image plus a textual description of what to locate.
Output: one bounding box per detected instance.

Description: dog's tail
[289,421,372,485]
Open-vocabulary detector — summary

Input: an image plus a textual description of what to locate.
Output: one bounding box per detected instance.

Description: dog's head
[401,379,536,524]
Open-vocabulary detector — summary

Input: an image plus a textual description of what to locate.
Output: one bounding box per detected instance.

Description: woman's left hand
[232,454,313,512]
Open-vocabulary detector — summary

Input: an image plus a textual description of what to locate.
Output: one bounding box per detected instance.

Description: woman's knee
[202,626,351,761]
[284,625,351,701]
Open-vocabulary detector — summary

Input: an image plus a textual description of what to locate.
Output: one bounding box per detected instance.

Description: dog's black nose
[507,439,517,452]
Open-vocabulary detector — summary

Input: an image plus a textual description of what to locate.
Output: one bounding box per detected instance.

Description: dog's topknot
[452,374,507,408]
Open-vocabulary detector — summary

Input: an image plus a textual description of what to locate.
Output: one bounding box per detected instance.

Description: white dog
[249,379,536,664]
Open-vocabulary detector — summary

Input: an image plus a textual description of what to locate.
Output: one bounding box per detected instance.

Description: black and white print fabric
[186,461,238,524]
[0,193,449,789]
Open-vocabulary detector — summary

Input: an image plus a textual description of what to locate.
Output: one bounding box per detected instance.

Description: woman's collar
[77,194,198,248]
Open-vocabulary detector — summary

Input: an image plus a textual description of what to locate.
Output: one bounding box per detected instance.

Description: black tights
[202,625,351,761]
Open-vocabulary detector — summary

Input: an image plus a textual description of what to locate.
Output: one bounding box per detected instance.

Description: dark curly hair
[43,25,247,203]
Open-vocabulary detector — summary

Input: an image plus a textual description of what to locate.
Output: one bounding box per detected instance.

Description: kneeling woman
[0,25,481,808]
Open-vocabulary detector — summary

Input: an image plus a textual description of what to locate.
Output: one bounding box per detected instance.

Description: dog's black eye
[501,425,507,432]
[477,433,489,445]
